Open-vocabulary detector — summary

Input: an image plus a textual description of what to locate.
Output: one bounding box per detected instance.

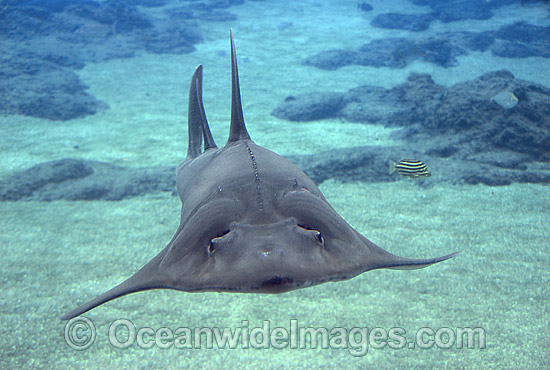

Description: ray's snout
[206,219,327,292]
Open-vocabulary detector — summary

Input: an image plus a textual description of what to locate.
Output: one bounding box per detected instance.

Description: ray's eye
[208,230,230,254]
[314,230,323,244]
[298,224,323,245]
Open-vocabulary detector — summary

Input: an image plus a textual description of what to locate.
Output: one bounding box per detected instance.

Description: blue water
[1,0,549,368]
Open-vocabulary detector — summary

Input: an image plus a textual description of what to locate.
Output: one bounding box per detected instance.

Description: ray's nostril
[259,245,287,258]
[260,248,272,257]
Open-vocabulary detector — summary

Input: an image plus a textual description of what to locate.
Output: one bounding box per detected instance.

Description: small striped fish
[389,159,431,178]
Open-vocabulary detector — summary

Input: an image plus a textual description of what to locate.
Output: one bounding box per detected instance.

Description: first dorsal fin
[227,29,251,144]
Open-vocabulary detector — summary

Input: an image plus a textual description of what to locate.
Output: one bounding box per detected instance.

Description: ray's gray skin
[61,30,458,320]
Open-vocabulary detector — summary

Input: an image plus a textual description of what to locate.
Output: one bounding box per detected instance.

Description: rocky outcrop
[303,22,549,71]
[0,0,242,120]
[0,158,175,201]
[273,70,550,185]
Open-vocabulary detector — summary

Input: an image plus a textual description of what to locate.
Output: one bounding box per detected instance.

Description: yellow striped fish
[389,159,431,178]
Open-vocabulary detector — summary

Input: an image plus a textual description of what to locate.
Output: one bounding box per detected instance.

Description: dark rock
[143,18,202,54]
[0,159,175,201]
[371,13,435,32]
[66,1,154,32]
[432,0,493,22]
[356,38,421,68]
[465,152,530,170]
[425,145,460,158]
[41,53,86,69]
[271,92,347,121]
[358,3,373,12]
[369,0,530,36]
[492,119,550,160]
[5,0,86,13]
[132,0,171,7]
[0,52,108,120]
[197,10,237,22]
[341,85,404,123]
[207,0,245,9]
[492,41,538,58]
[303,49,359,71]
[304,22,548,71]
[410,0,518,22]
[462,32,496,52]
[491,22,550,58]
[190,0,245,12]
[15,93,108,121]
[495,21,549,43]
[0,6,55,40]
[273,73,444,124]
[0,159,93,200]
[304,32,495,70]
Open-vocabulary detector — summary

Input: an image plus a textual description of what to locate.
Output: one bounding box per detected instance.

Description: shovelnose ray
[61,30,458,320]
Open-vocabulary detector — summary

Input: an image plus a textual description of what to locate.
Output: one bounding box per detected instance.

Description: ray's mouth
[257,275,296,292]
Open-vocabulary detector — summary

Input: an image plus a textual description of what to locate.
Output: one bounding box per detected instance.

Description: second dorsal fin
[187,65,217,159]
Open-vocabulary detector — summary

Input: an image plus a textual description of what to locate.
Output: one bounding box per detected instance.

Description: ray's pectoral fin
[372,248,460,270]
[353,230,459,271]
[60,251,170,320]
[355,229,460,272]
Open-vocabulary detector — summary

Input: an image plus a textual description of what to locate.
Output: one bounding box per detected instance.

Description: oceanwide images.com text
[65,318,486,356]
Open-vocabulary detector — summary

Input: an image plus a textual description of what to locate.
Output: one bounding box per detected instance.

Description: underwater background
[1,0,549,368]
